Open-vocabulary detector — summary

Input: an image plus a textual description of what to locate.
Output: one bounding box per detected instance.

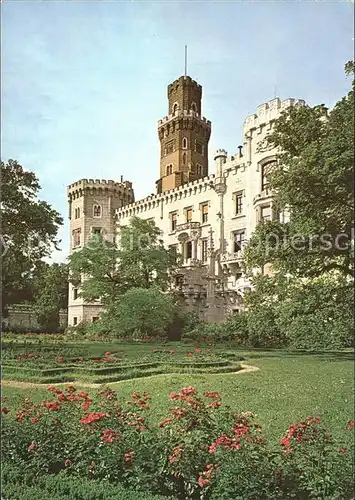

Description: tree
[243,63,354,349]
[244,272,353,349]
[34,263,69,332]
[92,287,177,338]
[244,62,354,279]
[68,216,178,308]
[1,160,63,316]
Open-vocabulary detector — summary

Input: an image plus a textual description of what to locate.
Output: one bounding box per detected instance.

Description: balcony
[175,221,201,232]
[253,188,274,206]
[220,251,244,264]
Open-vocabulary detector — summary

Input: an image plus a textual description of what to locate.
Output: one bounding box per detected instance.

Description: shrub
[224,312,249,344]
[2,463,172,500]
[181,312,205,336]
[88,288,177,339]
[246,306,286,348]
[276,281,354,350]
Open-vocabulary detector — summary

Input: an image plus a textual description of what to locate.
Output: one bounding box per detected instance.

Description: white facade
[116,97,305,289]
[67,96,305,326]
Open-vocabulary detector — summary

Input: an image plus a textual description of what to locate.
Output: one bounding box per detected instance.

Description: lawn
[2,336,354,444]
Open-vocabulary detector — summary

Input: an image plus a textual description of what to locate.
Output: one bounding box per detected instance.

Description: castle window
[182,153,186,165]
[261,160,276,191]
[72,228,81,248]
[73,317,78,326]
[92,316,99,323]
[73,288,78,300]
[260,205,271,222]
[201,239,208,263]
[93,205,102,218]
[74,207,80,219]
[173,103,179,115]
[234,192,243,215]
[166,164,173,176]
[232,230,245,253]
[191,102,197,113]
[182,137,188,149]
[195,141,203,154]
[169,244,178,262]
[91,228,102,241]
[185,208,192,222]
[165,140,174,155]
[186,241,192,259]
[196,164,203,177]
[201,203,208,223]
[170,212,177,231]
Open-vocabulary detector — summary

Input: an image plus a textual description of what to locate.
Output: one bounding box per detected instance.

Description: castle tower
[67,178,134,326]
[156,75,211,194]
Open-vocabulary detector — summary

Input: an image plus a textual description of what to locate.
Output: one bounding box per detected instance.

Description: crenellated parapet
[168,75,202,94]
[158,110,211,127]
[117,173,216,219]
[67,178,134,203]
[244,98,306,134]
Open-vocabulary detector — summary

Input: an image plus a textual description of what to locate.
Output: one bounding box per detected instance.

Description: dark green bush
[276,281,354,350]
[2,464,171,500]
[246,306,286,348]
[88,288,177,339]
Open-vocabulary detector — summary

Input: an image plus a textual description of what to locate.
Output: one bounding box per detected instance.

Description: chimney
[120,175,123,182]
[238,145,243,158]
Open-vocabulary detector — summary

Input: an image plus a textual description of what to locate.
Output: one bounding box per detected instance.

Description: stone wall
[3,305,68,331]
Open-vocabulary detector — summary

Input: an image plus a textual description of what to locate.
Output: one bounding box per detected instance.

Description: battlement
[168,75,202,93]
[158,109,211,127]
[117,173,216,219]
[214,149,228,159]
[68,178,133,191]
[67,178,134,202]
[244,97,306,132]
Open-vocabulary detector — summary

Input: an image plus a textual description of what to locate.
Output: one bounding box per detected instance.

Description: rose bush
[2,388,354,499]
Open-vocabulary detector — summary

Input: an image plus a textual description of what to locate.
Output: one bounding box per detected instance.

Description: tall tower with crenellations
[67,178,134,326]
[156,75,211,194]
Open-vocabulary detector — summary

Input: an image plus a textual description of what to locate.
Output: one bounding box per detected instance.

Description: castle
[67,74,305,326]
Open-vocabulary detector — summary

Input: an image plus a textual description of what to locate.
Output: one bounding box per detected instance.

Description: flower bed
[2,386,354,499]
[3,342,244,384]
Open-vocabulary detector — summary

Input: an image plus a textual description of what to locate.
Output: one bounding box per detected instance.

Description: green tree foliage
[68,217,177,308]
[1,160,63,316]
[244,62,354,279]
[243,63,354,349]
[244,273,354,349]
[34,263,69,332]
[92,287,177,338]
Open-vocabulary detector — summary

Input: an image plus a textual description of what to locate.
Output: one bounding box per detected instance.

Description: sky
[2,0,354,262]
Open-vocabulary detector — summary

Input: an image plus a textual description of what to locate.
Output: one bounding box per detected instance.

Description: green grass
[2,338,354,445]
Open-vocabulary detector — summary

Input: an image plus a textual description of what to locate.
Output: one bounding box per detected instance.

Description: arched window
[93,204,102,218]
[182,153,186,165]
[166,164,173,176]
[182,137,188,149]
[191,102,197,113]
[172,103,179,115]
